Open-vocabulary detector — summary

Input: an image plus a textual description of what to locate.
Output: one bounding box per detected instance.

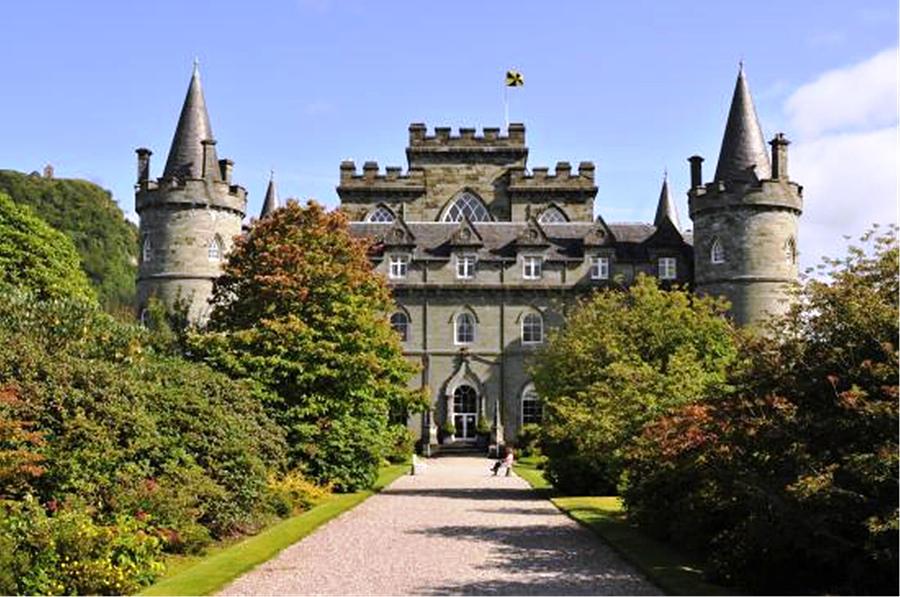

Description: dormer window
[658,257,677,280]
[442,192,491,222]
[523,256,543,280]
[456,254,477,279]
[389,254,409,279]
[710,238,725,264]
[367,206,395,223]
[590,256,609,280]
[538,206,568,224]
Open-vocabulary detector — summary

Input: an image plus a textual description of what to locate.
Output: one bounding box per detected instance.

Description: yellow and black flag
[505,70,524,87]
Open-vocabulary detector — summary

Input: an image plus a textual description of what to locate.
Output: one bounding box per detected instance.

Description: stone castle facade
[135,65,802,450]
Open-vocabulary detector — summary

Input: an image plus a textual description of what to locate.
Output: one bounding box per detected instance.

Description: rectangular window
[658,257,677,280]
[522,256,543,280]
[590,256,609,280]
[456,254,476,279]
[389,255,409,279]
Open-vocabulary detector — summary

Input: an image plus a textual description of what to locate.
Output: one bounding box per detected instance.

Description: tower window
[367,206,395,223]
[455,312,476,345]
[522,385,542,425]
[590,256,609,280]
[208,235,223,261]
[442,192,491,222]
[538,206,568,224]
[711,238,725,264]
[142,235,152,263]
[456,254,477,279]
[523,256,543,280]
[390,311,410,342]
[785,237,797,264]
[522,312,544,344]
[388,254,409,279]
[658,257,677,280]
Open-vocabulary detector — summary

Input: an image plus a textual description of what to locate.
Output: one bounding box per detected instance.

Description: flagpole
[504,84,509,131]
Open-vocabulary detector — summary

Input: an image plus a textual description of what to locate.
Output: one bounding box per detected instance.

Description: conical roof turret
[260,172,279,218]
[163,62,220,180]
[714,64,771,182]
[653,172,680,230]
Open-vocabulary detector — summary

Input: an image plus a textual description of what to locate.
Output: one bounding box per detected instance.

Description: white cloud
[783,47,899,268]
[785,47,898,138]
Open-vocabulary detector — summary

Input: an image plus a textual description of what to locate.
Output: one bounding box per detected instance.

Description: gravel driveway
[220,456,660,595]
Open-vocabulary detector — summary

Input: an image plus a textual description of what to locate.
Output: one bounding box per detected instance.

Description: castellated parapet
[406,123,528,166]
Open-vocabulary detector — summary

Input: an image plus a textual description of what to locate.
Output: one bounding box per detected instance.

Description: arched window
[522,385,542,425]
[710,237,725,264]
[367,205,395,223]
[390,311,410,342]
[442,192,491,222]
[455,312,476,345]
[208,235,223,261]
[453,385,478,415]
[139,308,150,327]
[785,237,797,264]
[521,312,543,344]
[142,235,152,263]
[538,206,568,224]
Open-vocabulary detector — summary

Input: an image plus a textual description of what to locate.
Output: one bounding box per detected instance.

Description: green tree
[531,275,738,494]
[193,200,425,490]
[0,170,138,312]
[623,226,898,594]
[0,193,96,303]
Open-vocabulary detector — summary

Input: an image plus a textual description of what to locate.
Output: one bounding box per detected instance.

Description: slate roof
[653,175,681,230]
[260,175,279,218]
[349,221,691,262]
[163,64,219,181]
[714,65,771,182]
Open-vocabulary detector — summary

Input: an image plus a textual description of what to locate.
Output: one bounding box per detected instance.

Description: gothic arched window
[521,312,543,344]
[521,384,542,425]
[538,206,568,224]
[208,235,223,261]
[442,192,491,222]
[390,311,410,342]
[142,235,152,263]
[367,205,395,223]
[455,312,476,345]
[710,237,725,264]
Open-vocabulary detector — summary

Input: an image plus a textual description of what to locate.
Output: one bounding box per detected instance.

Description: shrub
[383,424,415,464]
[0,497,164,595]
[267,471,331,516]
[515,423,541,457]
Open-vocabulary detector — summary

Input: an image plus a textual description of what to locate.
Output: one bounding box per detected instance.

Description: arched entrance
[453,385,478,441]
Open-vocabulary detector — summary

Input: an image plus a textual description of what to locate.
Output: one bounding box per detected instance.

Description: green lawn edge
[138,462,410,596]
[513,458,734,596]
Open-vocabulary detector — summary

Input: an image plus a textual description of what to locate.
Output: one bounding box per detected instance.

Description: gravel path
[221,456,660,595]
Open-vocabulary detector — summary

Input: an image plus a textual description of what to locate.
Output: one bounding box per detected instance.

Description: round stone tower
[135,64,247,323]
[688,66,803,327]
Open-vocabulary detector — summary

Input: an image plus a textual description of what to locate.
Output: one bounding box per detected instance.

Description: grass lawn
[513,457,733,596]
[139,461,410,596]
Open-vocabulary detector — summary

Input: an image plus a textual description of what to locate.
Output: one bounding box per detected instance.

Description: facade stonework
[138,65,802,453]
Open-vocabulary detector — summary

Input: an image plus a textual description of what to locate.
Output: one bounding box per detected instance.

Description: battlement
[509,161,597,193]
[338,160,426,193]
[689,178,803,218]
[407,123,526,148]
[135,178,247,215]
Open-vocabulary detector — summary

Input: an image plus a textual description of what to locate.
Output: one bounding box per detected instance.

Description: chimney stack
[136,148,152,183]
[689,155,704,189]
[770,133,790,180]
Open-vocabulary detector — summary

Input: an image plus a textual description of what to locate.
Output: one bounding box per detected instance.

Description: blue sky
[1,0,896,266]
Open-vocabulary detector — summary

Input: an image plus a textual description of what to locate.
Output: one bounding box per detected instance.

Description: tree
[0,193,96,303]
[193,200,425,490]
[0,170,138,312]
[530,275,738,494]
[623,226,899,594]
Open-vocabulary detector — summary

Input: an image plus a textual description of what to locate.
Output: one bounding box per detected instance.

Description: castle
[135,64,802,450]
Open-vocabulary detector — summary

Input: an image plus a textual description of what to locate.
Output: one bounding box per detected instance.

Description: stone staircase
[434,442,485,457]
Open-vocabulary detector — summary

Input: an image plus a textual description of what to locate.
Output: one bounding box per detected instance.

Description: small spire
[260,172,279,218]
[714,64,771,182]
[654,173,681,230]
[162,63,219,181]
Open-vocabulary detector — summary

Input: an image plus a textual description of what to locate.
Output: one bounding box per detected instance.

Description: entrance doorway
[452,385,478,441]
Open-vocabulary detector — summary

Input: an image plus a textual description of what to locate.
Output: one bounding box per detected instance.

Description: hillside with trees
[0,169,138,312]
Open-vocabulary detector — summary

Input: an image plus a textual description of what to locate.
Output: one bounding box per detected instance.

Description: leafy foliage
[0,192,96,303]
[0,170,138,311]
[193,200,425,490]
[531,276,739,494]
[623,227,899,595]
